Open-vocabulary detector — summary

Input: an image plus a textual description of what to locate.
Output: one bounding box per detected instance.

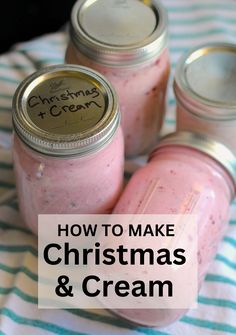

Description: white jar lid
[174,43,236,121]
[70,0,168,67]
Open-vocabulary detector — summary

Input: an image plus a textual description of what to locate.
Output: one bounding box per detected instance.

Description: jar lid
[70,0,168,67]
[12,65,120,157]
[150,132,236,191]
[174,43,236,121]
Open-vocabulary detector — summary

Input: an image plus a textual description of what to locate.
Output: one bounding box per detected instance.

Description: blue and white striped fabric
[0,1,236,334]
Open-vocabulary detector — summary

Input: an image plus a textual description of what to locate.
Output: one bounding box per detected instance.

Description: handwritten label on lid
[26,76,106,135]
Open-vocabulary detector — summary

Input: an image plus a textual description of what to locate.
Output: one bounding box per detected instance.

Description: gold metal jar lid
[174,43,236,121]
[12,65,120,156]
[69,0,168,67]
[150,131,236,196]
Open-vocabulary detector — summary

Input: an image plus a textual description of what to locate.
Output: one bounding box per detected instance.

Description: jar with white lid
[65,0,170,157]
[175,43,236,155]
[12,65,124,234]
[112,131,236,327]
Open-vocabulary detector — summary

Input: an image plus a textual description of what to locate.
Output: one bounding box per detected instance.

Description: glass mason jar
[174,43,236,155]
[12,65,124,234]
[65,0,170,157]
[112,132,236,327]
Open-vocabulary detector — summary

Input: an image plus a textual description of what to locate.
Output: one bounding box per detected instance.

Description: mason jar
[12,65,124,234]
[65,0,170,157]
[112,131,236,327]
[174,43,236,155]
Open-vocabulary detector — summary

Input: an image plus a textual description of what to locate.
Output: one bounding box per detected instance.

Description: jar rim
[69,0,168,67]
[12,65,120,157]
[174,42,236,121]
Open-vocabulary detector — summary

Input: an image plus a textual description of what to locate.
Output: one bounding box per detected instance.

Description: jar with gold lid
[12,64,124,234]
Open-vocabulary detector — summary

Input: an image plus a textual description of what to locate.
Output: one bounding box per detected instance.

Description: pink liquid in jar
[12,65,124,234]
[65,0,170,156]
[112,132,236,327]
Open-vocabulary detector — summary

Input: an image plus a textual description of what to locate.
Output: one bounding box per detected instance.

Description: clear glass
[13,127,124,234]
[176,102,236,154]
[65,43,170,157]
[113,146,233,327]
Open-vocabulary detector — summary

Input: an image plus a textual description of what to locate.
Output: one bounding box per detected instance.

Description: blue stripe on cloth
[168,3,236,12]
[0,262,37,281]
[0,286,170,335]
[223,236,236,248]
[181,316,236,334]
[170,28,236,39]
[198,296,236,310]
[0,162,13,169]
[0,93,13,99]
[215,254,236,270]
[229,219,236,225]
[0,106,11,112]
[1,283,236,335]
[0,181,15,188]
[0,126,12,133]
[205,273,236,287]
[0,63,33,71]
[0,76,20,84]
[0,220,31,234]
[6,202,19,211]
[0,308,90,335]
[170,16,236,25]
[0,245,37,257]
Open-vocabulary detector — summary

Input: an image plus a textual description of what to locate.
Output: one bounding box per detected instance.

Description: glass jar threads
[65,0,170,156]
[12,65,124,234]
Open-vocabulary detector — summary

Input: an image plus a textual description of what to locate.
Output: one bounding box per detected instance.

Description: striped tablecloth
[0,0,236,334]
